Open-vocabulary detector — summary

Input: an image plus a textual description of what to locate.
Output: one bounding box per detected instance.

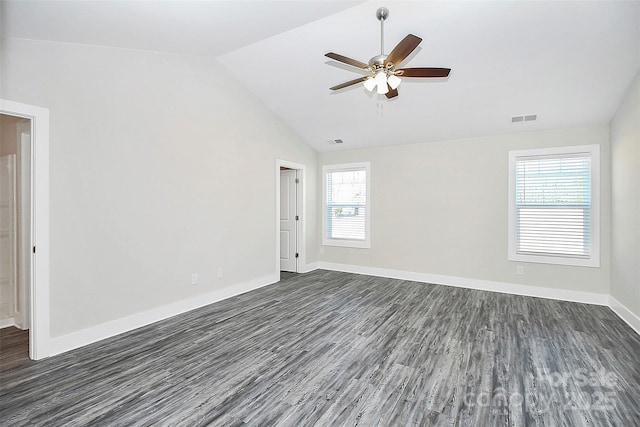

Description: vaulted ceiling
[3,1,639,151]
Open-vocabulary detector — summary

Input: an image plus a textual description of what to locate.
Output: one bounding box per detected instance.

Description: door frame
[275,159,305,279]
[0,99,50,360]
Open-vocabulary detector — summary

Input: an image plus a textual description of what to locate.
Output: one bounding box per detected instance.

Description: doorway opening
[1,99,50,360]
[0,113,32,361]
[276,160,306,281]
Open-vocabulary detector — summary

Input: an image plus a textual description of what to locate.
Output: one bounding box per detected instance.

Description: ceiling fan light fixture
[376,83,389,95]
[363,77,377,92]
[374,71,388,94]
[387,74,402,90]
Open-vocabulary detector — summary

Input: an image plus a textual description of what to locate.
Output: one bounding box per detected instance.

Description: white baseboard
[303,262,319,273]
[316,262,640,334]
[13,309,27,330]
[39,265,640,359]
[316,262,610,306]
[46,273,278,358]
[609,296,640,335]
[0,318,15,329]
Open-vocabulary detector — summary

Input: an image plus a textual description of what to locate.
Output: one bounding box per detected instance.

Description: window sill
[322,239,370,249]
[509,253,600,268]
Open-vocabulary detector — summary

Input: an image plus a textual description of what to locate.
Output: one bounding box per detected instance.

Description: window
[322,162,371,248]
[508,145,600,267]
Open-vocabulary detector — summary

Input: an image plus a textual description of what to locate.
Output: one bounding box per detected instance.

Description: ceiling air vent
[512,114,537,123]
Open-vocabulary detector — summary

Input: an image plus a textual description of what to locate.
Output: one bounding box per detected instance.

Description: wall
[610,70,640,318]
[318,125,611,296]
[0,38,317,337]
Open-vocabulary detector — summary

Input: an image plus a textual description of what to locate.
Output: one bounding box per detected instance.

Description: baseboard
[39,265,639,358]
[303,262,319,273]
[46,273,278,358]
[609,296,640,335]
[0,318,15,329]
[316,262,610,306]
[13,310,27,330]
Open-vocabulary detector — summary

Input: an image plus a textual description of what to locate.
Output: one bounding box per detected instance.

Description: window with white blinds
[508,145,600,267]
[322,162,371,248]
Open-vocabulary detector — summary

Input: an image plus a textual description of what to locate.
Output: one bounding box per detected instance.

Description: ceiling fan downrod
[369,7,391,72]
[377,7,389,56]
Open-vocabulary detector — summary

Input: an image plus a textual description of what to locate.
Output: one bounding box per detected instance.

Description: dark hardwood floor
[0,327,29,373]
[279,271,299,282]
[1,270,639,426]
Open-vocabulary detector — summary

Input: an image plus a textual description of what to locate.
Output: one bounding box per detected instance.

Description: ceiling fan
[325,7,451,99]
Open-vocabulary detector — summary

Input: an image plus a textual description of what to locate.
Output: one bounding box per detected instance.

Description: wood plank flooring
[0,327,29,373]
[1,270,639,426]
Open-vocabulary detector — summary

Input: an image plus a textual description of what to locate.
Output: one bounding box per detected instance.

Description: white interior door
[280,169,297,272]
[0,155,17,328]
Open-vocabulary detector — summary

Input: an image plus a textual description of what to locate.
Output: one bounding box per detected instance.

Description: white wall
[610,70,640,318]
[318,125,611,295]
[0,38,317,337]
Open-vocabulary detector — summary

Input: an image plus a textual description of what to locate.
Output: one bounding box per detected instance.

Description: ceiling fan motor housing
[368,54,388,68]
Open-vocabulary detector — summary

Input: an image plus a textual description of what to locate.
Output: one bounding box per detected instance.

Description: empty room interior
[0,0,639,425]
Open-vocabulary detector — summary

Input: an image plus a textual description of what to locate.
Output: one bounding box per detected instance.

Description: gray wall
[318,125,611,295]
[1,38,318,337]
[610,70,640,318]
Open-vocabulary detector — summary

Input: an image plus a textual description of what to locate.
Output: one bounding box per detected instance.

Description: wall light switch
[217,268,224,278]
[516,265,524,275]
[191,273,199,285]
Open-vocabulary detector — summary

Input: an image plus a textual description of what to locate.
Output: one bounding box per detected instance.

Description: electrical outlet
[191,273,199,285]
[516,265,524,275]
[319,247,325,255]
[217,268,224,278]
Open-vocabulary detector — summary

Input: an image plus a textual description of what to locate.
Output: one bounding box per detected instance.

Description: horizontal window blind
[326,168,367,241]
[515,154,592,258]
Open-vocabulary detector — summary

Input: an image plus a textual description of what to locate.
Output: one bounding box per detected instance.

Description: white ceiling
[3,1,639,152]
[1,0,363,56]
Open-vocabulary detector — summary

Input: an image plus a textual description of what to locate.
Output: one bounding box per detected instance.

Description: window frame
[508,144,600,267]
[322,162,371,248]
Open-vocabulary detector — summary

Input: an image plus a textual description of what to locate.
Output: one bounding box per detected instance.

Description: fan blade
[330,76,369,91]
[385,34,422,68]
[396,67,451,78]
[385,84,398,99]
[325,52,370,70]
